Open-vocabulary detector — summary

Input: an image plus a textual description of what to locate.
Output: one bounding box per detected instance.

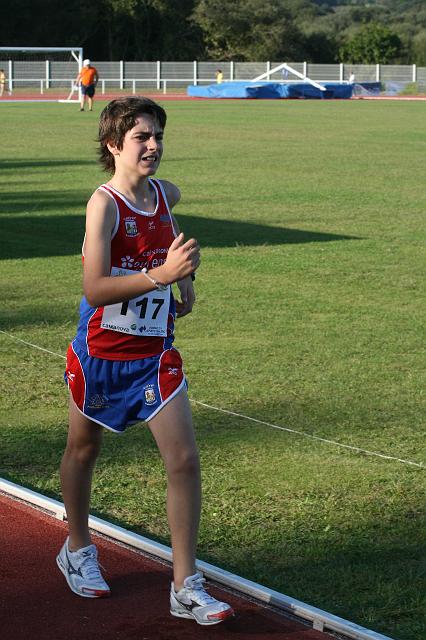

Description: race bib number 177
[101,267,170,337]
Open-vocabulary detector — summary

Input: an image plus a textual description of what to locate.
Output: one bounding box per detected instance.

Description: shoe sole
[170,607,234,626]
[56,553,110,599]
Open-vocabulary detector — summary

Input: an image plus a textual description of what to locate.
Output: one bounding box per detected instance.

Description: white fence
[0,59,425,93]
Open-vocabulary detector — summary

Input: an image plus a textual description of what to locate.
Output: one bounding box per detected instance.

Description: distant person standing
[0,69,6,96]
[348,71,356,84]
[215,69,223,84]
[75,59,99,111]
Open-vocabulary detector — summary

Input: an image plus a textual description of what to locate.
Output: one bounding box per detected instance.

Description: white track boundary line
[1,329,424,469]
[0,99,62,103]
[0,478,394,640]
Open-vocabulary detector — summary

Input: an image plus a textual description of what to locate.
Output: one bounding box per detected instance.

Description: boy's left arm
[162,180,196,318]
[172,212,196,318]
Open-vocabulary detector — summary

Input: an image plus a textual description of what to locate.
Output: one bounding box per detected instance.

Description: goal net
[0,47,83,102]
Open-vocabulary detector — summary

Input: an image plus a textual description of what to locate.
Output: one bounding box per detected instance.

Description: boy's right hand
[158,233,200,284]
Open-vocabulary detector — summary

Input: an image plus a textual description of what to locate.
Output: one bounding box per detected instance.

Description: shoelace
[80,551,105,581]
[185,576,216,606]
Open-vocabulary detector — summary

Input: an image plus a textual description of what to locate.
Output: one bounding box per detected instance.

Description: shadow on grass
[0,158,94,171]
[177,214,359,248]
[0,214,86,259]
[0,211,359,260]
[0,190,90,216]
[0,303,79,331]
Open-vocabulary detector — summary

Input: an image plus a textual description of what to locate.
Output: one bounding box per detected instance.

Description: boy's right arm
[83,190,200,308]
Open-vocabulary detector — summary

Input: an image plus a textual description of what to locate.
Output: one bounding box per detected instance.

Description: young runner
[57,96,233,626]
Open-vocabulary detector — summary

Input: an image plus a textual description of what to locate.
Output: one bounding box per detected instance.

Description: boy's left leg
[148,389,233,625]
[148,389,201,588]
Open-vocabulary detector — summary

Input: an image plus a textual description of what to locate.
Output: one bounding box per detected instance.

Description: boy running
[57,96,233,626]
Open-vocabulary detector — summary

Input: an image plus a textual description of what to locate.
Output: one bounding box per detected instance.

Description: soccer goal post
[0,46,83,102]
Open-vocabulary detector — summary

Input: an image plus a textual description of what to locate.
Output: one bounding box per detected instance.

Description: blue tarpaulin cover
[352,82,382,96]
[187,81,353,99]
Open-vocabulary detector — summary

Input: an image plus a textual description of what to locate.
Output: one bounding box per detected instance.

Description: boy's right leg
[57,398,110,597]
[60,397,103,550]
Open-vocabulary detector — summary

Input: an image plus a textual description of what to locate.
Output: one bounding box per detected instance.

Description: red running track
[0,492,328,640]
[1,91,426,103]
[0,92,195,102]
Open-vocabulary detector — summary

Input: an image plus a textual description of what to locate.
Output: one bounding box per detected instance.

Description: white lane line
[1,329,424,469]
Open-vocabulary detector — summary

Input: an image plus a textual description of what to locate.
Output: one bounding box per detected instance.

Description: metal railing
[1,60,424,94]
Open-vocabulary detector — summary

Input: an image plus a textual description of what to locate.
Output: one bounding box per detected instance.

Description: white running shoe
[56,537,110,598]
[170,572,234,625]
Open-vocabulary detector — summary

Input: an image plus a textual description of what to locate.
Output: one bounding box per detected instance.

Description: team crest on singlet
[124,217,138,237]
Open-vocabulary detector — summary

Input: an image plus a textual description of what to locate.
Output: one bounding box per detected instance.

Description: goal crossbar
[0,46,83,102]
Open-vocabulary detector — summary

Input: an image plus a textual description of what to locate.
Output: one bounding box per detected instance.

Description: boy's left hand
[175,276,196,318]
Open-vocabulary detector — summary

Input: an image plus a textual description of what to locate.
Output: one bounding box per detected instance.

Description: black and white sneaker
[56,537,110,598]
[170,572,234,625]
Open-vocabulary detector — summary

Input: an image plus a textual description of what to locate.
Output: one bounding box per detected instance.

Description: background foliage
[2,0,426,63]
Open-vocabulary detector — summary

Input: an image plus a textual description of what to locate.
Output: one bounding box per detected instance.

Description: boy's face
[109,113,164,177]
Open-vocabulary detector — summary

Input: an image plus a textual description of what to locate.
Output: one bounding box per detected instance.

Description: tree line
[3,0,426,64]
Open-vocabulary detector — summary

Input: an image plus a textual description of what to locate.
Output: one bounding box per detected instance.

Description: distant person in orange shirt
[75,59,99,111]
[0,69,7,96]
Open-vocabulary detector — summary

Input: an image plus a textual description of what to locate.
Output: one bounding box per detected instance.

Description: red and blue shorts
[64,340,187,433]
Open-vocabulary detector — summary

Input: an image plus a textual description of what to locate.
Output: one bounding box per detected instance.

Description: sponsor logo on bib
[121,255,135,268]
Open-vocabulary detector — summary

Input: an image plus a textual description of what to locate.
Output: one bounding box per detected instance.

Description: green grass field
[0,98,425,640]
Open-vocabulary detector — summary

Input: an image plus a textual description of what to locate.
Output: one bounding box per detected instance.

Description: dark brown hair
[98,96,167,173]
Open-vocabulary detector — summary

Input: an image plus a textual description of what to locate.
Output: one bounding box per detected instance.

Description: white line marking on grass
[0,330,67,359]
[1,329,424,470]
[191,400,425,469]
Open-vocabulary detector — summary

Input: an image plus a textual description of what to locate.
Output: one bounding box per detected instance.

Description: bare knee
[165,448,200,480]
[63,438,101,467]
[65,401,103,467]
